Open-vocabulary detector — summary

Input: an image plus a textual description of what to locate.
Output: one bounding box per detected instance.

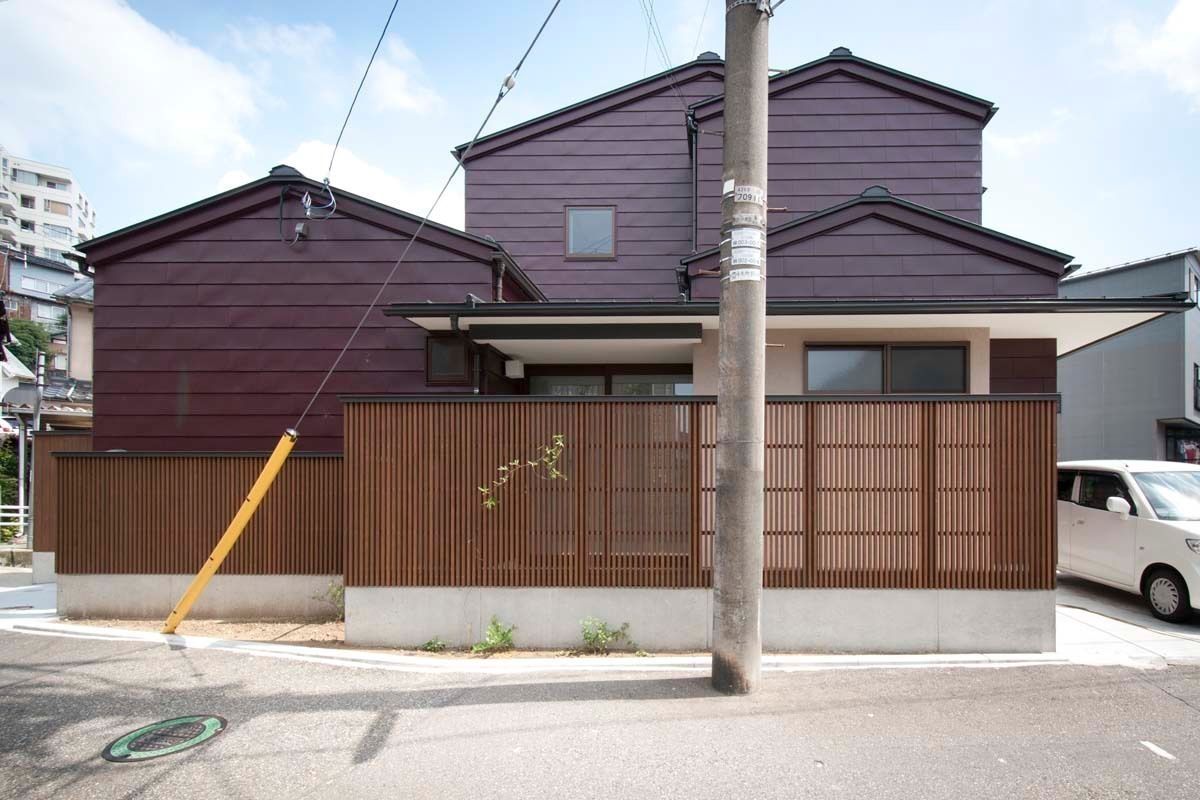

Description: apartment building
[0,145,96,266]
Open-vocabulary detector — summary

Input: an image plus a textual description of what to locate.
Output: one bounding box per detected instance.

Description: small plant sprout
[479,433,567,510]
[579,617,631,655]
[471,616,516,654]
[420,637,447,653]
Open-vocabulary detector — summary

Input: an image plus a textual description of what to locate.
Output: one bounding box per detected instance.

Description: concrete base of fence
[57,574,343,621]
[32,552,55,585]
[345,587,1055,653]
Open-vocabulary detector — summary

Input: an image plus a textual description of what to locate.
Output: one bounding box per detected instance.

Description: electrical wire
[325,0,400,182]
[693,0,712,57]
[292,0,563,432]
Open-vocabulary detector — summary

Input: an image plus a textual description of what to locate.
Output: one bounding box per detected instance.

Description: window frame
[563,205,617,261]
[1076,470,1138,516]
[803,342,970,395]
[525,363,692,396]
[424,335,475,387]
[1193,363,1199,413]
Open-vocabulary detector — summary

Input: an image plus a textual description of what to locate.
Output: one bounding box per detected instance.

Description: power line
[693,0,712,57]
[292,0,564,432]
[325,0,400,182]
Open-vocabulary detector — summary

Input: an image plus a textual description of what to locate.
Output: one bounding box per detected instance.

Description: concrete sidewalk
[5,580,1200,673]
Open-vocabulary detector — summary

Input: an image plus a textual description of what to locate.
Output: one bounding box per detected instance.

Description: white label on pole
[728,268,762,282]
[732,211,764,228]
[731,247,762,267]
[734,184,765,205]
[722,179,735,195]
[730,228,763,249]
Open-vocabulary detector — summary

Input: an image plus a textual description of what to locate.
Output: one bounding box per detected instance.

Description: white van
[1057,460,1200,622]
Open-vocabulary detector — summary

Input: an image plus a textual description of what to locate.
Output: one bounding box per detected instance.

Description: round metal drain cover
[102,715,227,762]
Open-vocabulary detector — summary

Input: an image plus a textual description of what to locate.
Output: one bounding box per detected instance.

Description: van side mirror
[1106,496,1131,520]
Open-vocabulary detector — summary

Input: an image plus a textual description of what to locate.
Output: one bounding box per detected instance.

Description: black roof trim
[73,167,547,301]
[680,190,1073,265]
[689,49,998,123]
[452,57,724,158]
[341,392,1061,405]
[78,167,507,255]
[385,296,1192,319]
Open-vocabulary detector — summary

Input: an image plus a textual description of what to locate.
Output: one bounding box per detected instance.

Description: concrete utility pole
[712,0,770,695]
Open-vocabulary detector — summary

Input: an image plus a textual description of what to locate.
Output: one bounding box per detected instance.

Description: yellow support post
[161,429,299,634]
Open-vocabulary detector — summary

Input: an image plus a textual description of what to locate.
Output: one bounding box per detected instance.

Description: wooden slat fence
[344,397,1056,590]
[56,453,342,574]
[32,430,93,552]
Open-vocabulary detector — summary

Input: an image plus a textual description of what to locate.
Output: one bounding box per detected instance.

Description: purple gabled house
[62,48,1188,653]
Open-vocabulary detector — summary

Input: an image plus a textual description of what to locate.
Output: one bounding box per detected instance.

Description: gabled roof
[76,166,546,301]
[683,186,1072,275]
[691,46,998,125]
[453,54,726,162]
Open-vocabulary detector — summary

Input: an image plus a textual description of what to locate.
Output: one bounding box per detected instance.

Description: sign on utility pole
[712,0,770,695]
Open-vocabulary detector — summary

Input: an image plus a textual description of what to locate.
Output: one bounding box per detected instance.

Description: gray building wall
[1058,252,1199,461]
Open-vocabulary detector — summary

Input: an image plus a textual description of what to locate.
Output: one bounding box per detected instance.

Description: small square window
[889,346,967,393]
[426,336,473,386]
[565,206,615,258]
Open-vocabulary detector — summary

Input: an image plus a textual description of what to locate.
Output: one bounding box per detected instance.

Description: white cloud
[216,170,253,192]
[280,140,463,229]
[1,0,256,164]
[1109,0,1200,109]
[226,20,335,58]
[987,108,1072,159]
[367,37,442,114]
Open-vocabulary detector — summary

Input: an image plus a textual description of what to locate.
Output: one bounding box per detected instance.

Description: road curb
[2,618,1149,675]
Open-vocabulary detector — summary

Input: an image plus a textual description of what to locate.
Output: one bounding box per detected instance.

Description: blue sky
[4,0,1198,271]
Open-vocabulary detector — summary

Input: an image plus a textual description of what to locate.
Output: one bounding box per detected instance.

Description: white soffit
[403,311,1166,357]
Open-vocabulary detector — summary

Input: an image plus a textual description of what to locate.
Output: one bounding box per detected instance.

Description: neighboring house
[0,341,34,401]
[0,146,96,264]
[61,49,1190,653]
[1058,248,1200,462]
[55,277,93,381]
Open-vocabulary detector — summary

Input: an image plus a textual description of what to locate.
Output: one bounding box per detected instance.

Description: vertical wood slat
[341,398,1056,590]
[54,398,1056,590]
[32,431,93,552]
[56,452,342,575]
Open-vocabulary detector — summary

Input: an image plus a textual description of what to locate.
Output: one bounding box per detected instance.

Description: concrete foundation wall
[32,552,55,585]
[58,574,342,620]
[346,587,1055,653]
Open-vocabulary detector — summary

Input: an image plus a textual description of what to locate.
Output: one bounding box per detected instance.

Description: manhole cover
[102,715,227,762]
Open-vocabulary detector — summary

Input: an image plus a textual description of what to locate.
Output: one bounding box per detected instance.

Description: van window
[1078,472,1136,515]
[1057,470,1076,501]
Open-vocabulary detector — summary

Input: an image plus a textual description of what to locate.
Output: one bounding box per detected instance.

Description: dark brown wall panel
[56,453,342,575]
[32,431,93,552]
[464,73,724,301]
[344,398,1056,591]
[990,339,1057,394]
[92,203,496,452]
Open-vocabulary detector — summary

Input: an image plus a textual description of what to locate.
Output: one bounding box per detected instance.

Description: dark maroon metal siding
[464,72,724,301]
[691,213,1059,301]
[92,201,497,453]
[990,339,1057,394]
[695,73,983,251]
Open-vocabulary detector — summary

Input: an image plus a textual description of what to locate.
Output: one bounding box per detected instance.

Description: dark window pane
[428,338,468,382]
[612,375,693,396]
[566,207,614,256]
[889,346,966,393]
[1078,472,1136,515]
[1057,470,1076,501]
[807,348,883,393]
[529,376,605,396]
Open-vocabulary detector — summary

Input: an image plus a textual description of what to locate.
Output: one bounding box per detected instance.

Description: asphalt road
[2,629,1199,799]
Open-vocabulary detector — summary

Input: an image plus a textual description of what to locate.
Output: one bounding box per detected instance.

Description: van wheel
[1144,568,1192,623]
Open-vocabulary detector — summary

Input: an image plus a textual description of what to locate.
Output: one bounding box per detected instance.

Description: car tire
[1144,568,1192,623]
